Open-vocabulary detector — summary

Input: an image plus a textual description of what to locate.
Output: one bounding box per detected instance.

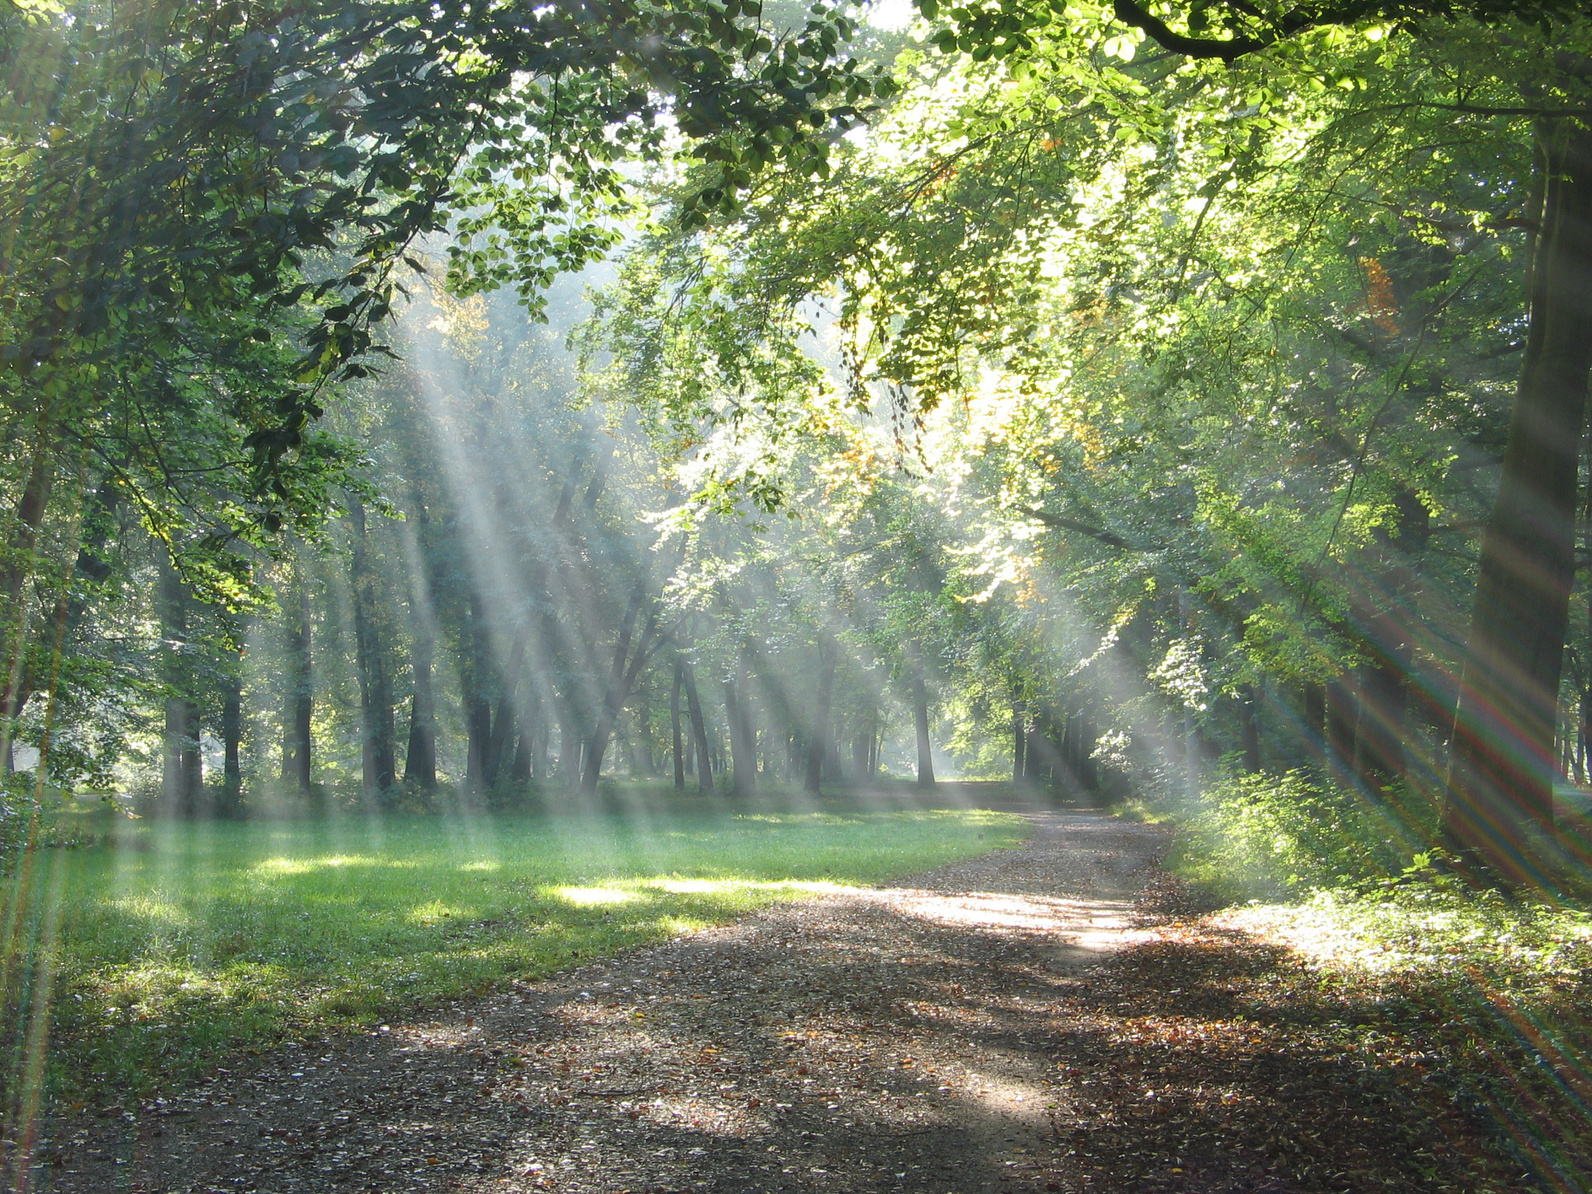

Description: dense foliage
[4,0,1592,887]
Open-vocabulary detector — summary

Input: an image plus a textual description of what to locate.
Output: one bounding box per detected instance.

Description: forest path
[48,810,1172,1194]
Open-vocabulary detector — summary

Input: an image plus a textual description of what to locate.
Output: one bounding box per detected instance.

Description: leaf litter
[33,810,1570,1193]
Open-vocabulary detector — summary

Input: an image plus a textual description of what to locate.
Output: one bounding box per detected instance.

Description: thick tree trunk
[510,690,537,782]
[912,675,934,786]
[1443,120,1592,885]
[1582,579,1592,785]
[1012,703,1026,782]
[404,623,437,789]
[282,569,313,798]
[157,556,201,816]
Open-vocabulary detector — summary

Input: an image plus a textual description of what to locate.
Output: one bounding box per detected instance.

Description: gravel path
[41,810,1167,1194]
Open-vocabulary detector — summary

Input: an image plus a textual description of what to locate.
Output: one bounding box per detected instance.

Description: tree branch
[1019,507,1144,550]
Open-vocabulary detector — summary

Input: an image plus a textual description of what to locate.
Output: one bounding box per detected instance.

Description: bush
[1167,770,1428,902]
[0,772,40,872]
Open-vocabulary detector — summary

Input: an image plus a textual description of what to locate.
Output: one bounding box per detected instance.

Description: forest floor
[34,807,1559,1194]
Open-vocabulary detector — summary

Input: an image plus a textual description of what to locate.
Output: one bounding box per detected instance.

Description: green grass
[4,804,1027,1105]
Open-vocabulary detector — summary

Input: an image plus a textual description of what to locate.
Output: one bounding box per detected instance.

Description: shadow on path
[39,810,1537,1194]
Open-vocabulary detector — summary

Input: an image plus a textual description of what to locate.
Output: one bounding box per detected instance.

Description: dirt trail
[45,812,1169,1194]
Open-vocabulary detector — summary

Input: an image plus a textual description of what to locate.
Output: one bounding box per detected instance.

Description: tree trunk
[485,634,529,786]
[1238,684,1262,773]
[221,656,244,819]
[1443,119,1592,885]
[1582,579,1592,785]
[282,566,313,798]
[580,580,659,796]
[1012,703,1026,782]
[349,497,397,803]
[0,437,54,769]
[404,622,437,789]
[401,493,438,789]
[1349,488,1427,793]
[555,707,582,785]
[1301,680,1327,764]
[671,658,686,791]
[157,555,201,816]
[804,638,835,795]
[1325,676,1358,780]
[465,593,491,790]
[724,652,756,796]
[682,660,713,795]
[912,675,935,786]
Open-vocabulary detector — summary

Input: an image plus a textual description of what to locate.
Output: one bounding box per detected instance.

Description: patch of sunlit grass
[34,805,1027,1105]
[1223,885,1592,988]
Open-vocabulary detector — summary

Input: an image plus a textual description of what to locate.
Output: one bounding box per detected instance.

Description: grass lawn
[4,802,1027,1105]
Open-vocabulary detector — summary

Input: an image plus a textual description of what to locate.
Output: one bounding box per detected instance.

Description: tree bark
[0,436,54,768]
[671,657,686,791]
[804,638,835,795]
[1301,680,1327,764]
[579,579,660,796]
[465,592,492,790]
[1443,119,1592,885]
[682,659,713,795]
[157,555,201,816]
[220,650,244,819]
[349,497,397,803]
[1325,676,1358,780]
[724,650,756,796]
[401,497,438,790]
[282,565,313,798]
[404,622,437,789]
[484,633,529,786]
[912,674,935,786]
[1012,703,1026,782]
[1238,684,1262,773]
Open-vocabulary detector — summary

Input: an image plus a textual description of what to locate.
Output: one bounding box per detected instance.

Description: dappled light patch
[407,900,475,924]
[32,809,1021,1104]
[885,888,1141,936]
[56,812,1561,1193]
[101,896,192,930]
[250,853,399,878]
[549,886,642,907]
[1220,889,1592,978]
[643,877,859,896]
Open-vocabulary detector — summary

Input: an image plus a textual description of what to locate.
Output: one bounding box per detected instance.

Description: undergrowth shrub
[0,772,38,873]
[1167,770,1431,901]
